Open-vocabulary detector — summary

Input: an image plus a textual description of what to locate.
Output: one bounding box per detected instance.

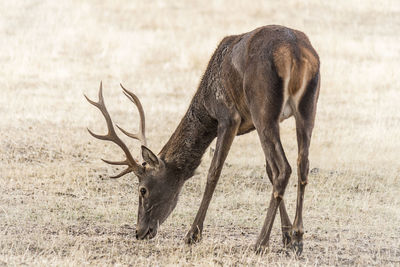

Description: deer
[85,25,320,255]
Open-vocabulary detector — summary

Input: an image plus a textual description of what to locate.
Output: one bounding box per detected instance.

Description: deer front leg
[184,114,240,244]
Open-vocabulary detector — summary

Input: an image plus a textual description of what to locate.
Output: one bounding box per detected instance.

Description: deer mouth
[136,227,157,240]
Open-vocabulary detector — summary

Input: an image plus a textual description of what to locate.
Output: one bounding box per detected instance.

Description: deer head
[85,82,183,239]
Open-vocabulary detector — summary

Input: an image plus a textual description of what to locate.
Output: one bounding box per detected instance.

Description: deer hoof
[184,229,202,244]
[282,231,292,247]
[288,230,303,256]
[254,243,269,255]
[290,239,303,256]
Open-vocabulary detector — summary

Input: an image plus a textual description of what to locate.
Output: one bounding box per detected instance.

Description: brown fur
[87,25,320,254]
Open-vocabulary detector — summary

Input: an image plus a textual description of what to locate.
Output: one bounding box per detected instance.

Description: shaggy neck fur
[159,93,217,180]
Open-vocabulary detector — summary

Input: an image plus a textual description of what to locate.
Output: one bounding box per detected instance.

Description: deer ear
[141,146,160,167]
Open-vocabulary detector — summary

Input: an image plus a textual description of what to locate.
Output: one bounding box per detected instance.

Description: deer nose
[135,230,139,239]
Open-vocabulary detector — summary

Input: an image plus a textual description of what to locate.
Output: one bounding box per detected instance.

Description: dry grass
[1,0,400,266]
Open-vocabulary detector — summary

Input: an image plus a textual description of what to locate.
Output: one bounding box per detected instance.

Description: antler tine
[117,83,148,147]
[87,128,109,141]
[101,158,129,165]
[109,167,133,179]
[115,125,143,142]
[85,82,142,178]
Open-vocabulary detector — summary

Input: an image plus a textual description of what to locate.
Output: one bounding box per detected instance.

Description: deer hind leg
[244,67,292,253]
[289,72,320,255]
[254,122,292,253]
[184,112,241,244]
[289,117,311,255]
[266,162,293,247]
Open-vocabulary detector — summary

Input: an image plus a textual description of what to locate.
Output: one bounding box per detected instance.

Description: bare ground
[1,0,400,266]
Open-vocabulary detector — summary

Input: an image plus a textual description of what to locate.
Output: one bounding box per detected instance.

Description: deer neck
[159,97,217,180]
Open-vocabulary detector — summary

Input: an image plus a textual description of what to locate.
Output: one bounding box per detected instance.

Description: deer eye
[140,187,147,197]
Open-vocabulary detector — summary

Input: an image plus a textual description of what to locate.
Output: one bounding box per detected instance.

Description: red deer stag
[85,25,320,254]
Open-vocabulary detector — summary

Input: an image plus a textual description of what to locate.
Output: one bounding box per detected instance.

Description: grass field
[1,0,400,266]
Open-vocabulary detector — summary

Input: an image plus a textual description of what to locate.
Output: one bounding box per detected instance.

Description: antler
[84,82,144,178]
[116,84,148,147]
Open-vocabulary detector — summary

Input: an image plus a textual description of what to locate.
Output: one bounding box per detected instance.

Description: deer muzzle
[136,227,157,240]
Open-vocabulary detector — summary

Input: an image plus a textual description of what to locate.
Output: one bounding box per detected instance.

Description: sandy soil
[1,0,399,265]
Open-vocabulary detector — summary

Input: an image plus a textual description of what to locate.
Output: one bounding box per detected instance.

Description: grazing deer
[85,25,320,254]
